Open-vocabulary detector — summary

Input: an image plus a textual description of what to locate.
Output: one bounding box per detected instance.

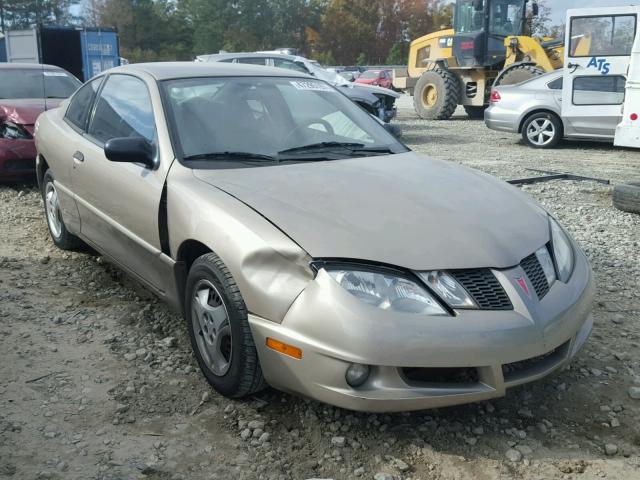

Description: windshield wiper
[183,151,277,163]
[348,146,395,155]
[278,142,365,155]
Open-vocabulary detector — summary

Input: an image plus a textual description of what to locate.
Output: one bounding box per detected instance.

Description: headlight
[549,217,575,282]
[324,266,447,315]
[1,121,32,140]
[418,271,476,308]
[535,245,556,286]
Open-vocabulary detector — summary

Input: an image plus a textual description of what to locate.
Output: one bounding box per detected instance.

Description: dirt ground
[1,97,639,480]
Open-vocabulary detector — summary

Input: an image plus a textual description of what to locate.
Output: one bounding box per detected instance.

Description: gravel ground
[1,96,639,480]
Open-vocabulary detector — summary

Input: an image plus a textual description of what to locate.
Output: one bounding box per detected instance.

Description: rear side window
[272,58,309,73]
[88,74,155,144]
[65,77,103,131]
[235,57,267,66]
[547,77,563,90]
[572,75,626,105]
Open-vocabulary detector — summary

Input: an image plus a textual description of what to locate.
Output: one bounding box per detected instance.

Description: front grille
[520,252,550,299]
[450,269,513,310]
[502,341,570,382]
[402,367,479,385]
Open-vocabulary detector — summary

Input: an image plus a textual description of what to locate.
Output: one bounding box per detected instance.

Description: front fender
[167,162,314,323]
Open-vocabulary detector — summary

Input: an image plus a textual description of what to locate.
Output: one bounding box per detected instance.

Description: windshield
[162,76,406,166]
[489,0,525,36]
[455,0,484,33]
[455,0,525,36]
[0,69,80,99]
[360,70,381,79]
[301,60,350,86]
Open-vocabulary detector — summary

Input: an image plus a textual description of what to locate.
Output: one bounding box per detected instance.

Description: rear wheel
[464,105,486,119]
[521,112,563,148]
[42,169,81,250]
[495,64,545,86]
[413,67,460,120]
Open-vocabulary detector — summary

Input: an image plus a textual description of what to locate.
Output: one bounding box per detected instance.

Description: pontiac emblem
[515,275,530,297]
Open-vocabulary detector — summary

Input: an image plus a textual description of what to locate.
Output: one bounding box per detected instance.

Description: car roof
[0,63,67,71]
[199,52,299,62]
[103,61,310,80]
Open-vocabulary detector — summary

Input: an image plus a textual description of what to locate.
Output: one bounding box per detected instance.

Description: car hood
[340,82,400,99]
[0,98,63,128]
[193,153,549,270]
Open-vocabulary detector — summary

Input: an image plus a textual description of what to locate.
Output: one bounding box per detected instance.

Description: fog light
[345,363,370,387]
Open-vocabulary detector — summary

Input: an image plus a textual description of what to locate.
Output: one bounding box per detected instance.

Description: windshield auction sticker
[290,80,335,92]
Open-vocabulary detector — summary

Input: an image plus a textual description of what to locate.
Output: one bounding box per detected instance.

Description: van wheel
[522,112,562,148]
[185,252,266,398]
[613,182,640,214]
[42,170,81,250]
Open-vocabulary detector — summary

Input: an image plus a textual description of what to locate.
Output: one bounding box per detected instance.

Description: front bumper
[0,138,37,177]
[249,250,595,412]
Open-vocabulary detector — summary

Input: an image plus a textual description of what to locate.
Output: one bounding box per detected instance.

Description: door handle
[567,62,580,74]
[72,151,84,163]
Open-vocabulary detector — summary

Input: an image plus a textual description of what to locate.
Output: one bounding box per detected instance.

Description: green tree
[1,0,77,29]
[385,43,403,65]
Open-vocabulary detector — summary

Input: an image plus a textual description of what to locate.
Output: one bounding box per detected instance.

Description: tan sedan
[35,63,594,412]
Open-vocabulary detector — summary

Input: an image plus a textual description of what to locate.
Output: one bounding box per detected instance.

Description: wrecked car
[0,63,80,178]
[36,62,594,412]
[195,52,399,124]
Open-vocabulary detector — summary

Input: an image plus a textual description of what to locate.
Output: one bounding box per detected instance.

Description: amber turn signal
[266,337,303,359]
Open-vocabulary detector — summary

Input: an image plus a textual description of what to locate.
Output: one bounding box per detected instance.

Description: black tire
[464,105,486,120]
[185,252,266,398]
[41,169,82,250]
[613,182,640,214]
[521,111,563,149]
[495,64,545,86]
[413,67,460,120]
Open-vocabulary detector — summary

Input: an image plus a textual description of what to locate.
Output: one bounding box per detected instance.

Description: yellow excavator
[393,0,576,119]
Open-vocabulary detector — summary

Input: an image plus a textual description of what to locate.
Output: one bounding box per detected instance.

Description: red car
[0,63,80,179]
[355,69,394,89]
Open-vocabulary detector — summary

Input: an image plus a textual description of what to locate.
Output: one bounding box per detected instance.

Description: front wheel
[413,68,460,120]
[185,253,266,398]
[521,112,562,148]
[42,169,81,250]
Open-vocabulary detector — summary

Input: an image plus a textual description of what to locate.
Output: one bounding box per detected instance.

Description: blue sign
[587,56,611,75]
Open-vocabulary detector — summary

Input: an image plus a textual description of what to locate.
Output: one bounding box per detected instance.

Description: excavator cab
[452,0,530,68]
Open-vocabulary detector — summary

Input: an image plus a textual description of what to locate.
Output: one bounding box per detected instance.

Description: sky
[546,0,640,25]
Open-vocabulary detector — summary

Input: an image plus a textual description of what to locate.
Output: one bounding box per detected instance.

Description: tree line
[1,0,557,65]
[1,0,454,65]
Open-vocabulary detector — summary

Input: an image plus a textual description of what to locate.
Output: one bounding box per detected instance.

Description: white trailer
[559,6,640,149]
[4,29,40,63]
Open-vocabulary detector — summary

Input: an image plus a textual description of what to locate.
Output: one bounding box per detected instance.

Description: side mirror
[473,0,483,11]
[531,2,539,17]
[104,137,155,168]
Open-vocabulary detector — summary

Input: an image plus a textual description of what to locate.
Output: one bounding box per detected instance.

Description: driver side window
[88,74,156,144]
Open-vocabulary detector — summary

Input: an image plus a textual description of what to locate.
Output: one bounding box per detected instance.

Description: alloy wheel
[191,279,233,376]
[526,118,556,146]
[45,181,62,239]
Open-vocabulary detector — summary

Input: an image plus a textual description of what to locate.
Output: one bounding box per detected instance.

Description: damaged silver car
[36,62,594,412]
[195,52,399,124]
